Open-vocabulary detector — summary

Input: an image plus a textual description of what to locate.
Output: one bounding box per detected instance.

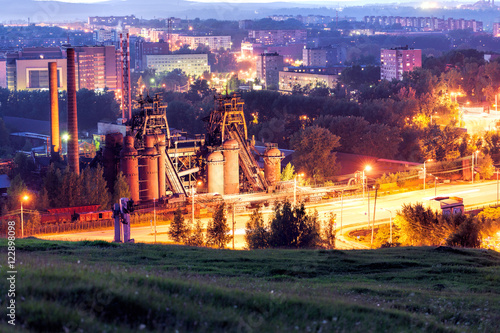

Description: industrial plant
[45,47,284,207]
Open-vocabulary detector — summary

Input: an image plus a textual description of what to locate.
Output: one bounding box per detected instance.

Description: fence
[0,219,116,238]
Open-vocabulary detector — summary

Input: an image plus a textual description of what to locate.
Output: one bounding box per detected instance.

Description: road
[40,180,499,249]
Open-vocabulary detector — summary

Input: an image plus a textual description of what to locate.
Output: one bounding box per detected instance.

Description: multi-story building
[74,46,120,91]
[247,29,307,45]
[303,48,327,67]
[363,15,483,32]
[381,46,422,81]
[88,15,139,27]
[135,40,170,71]
[494,23,500,37]
[93,29,118,45]
[242,42,305,61]
[1,47,66,91]
[0,58,6,88]
[170,34,231,51]
[256,52,284,89]
[279,67,338,93]
[146,54,210,77]
[1,46,120,91]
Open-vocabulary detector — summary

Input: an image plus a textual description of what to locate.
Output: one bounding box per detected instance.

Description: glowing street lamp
[423,159,432,190]
[294,173,305,206]
[472,150,479,184]
[20,194,29,238]
[61,132,69,155]
[362,165,371,199]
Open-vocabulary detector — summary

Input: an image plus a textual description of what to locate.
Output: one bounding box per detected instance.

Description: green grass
[1,239,499,332]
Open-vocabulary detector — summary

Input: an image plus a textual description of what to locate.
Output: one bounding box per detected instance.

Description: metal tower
[120,33,132,120]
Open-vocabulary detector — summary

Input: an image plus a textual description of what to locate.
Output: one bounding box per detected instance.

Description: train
[40,205,112,224]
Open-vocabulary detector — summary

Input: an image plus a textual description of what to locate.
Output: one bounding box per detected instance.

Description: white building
[279,70,337,93]
[15,58,67,91]
[146,54,210,77]
[172,35,231,51]
[302,48,327,67]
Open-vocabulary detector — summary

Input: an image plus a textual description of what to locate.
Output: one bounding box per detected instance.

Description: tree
[321,212,336,249]
[280,162,295,181]
[36,188,50,211]
[113,171,131,205]
[206,202,232,249]
[60,167,82,207]
[394,203,447,246]
[477,154,494,180]
[268,201,321,248]
[186,219,205,247]
[289,126,341,179]
[91,165,111,210]
[446,216,481,248]
[7,174,27,210]
[26,210,41,235]
[245,207,269,249]
[169,207,188,243]
[43,164,63,207]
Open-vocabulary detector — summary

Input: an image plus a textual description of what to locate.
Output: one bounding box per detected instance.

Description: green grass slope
[1,239,499,332]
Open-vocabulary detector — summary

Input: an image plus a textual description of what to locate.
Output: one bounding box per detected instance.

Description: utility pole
[471,152,474,184]
[232,204,235,250]
[154,198,156,244]
[367,185,371,247]
[340,189,344,235]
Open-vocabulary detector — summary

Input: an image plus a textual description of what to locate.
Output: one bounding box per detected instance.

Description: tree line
[167,200,336,250]
[386,203,500,248]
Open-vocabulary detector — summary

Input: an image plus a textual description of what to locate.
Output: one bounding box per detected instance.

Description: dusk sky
[0,0,486,23]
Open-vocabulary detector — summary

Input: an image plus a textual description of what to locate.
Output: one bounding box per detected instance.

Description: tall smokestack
[48,62,60,159]
[66,48,79,175]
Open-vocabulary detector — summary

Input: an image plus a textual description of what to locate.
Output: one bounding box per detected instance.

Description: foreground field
[1,239,499,332]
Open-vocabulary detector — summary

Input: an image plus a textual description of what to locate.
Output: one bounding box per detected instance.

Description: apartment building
[256,52,284,89]
[381,46,422,81]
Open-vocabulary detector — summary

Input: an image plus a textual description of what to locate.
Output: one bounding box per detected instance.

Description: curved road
[40,180,498,249]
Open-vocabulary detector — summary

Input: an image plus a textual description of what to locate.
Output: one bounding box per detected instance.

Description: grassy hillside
[1,239,499,332]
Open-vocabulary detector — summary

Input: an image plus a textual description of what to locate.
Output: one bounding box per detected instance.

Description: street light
[472,151,479,184]
[231,198,242,250]
[362,165,372,199]
[423,159,432,190]
[367,185,373,247]
[435,177,438,197]
[496,169,500,206]
[153,198,156,244]
[340,189,345,235]
[20,194,29,238]
[294,173,305,206]
[191,181,203,225]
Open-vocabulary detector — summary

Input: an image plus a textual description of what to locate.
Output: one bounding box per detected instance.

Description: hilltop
[0,239,499,332]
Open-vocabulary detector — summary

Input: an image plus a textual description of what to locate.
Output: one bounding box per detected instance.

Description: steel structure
[128,95,187,197]
[205,93,268,192]
[120,33,132,120]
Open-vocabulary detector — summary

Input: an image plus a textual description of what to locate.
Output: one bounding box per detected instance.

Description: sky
[0,0,481,23]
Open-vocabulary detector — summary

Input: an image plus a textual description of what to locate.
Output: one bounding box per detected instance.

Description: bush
[268,201,321,248]
[206,202,232,249]
[245,207,269,249]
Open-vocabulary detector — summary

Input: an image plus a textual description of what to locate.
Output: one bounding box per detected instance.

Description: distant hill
[1,1,498,27]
